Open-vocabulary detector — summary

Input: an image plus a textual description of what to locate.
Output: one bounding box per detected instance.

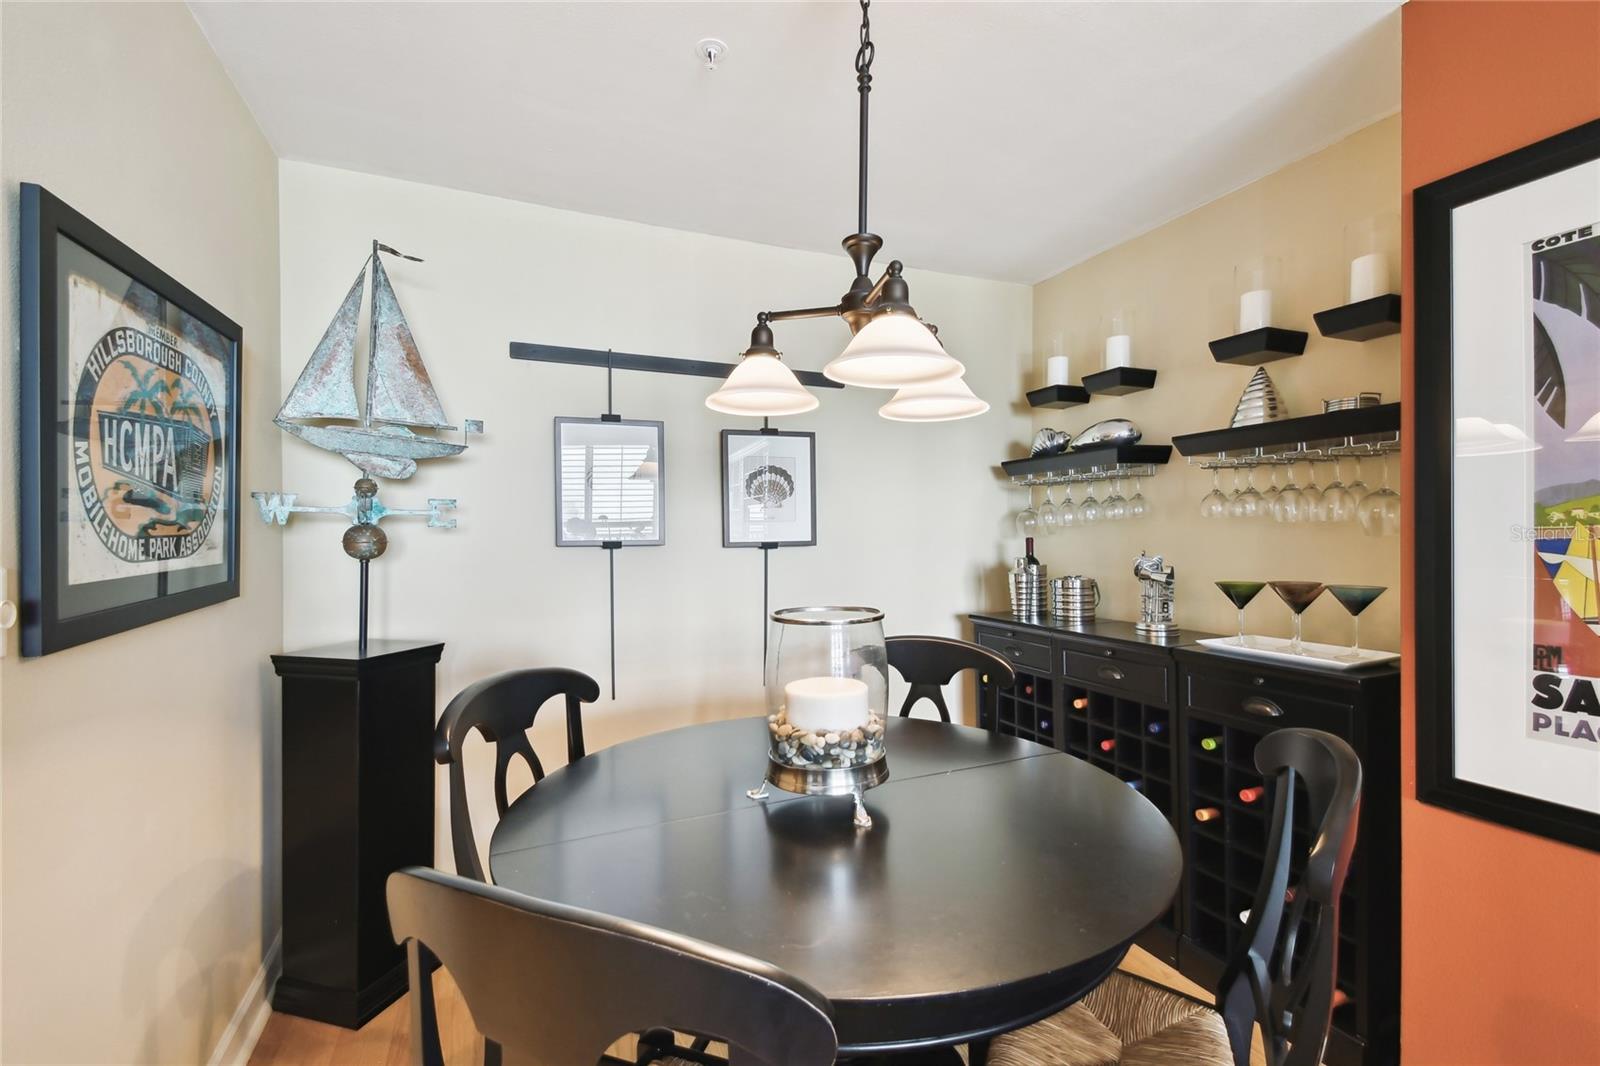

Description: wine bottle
[1332,989,1350,1010]
[1147,720,1167,736]
[1072,697,1089,710]
[1099,738,1117,752]
[1239,908,1251,924]
[1199,735,1223,751]
[1238,786,1265,803]
[1194,807,1222,822]
[1022,683,1035,697]
[1024,537,1040,567]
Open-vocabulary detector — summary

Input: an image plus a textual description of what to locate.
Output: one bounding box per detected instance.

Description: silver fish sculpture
[1069,419,1141,450]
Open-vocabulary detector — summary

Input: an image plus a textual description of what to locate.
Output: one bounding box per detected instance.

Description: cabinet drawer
[1186,671,1353,734]
[1063,649,1169,705]
[976,630,1053,673]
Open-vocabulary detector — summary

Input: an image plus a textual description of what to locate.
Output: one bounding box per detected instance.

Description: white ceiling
[189,1,1400,284]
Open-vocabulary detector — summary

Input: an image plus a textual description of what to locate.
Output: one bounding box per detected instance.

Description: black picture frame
[552,416,666,547]
[1414,117,1600,852]
[720,428,817,548]
[19,184,242,657]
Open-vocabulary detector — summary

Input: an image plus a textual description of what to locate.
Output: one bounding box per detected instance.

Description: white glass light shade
[705,351,819,416]
[823,311,964,388]
[878,375,989,422]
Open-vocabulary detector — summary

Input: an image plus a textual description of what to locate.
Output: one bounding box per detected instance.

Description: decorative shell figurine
[1231,368,1286,427]
[1030,428,1072,457]
[1069,419,1142,450]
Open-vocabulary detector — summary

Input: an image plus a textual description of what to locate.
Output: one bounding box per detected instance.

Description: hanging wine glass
[1128,476,1149,519]
[1322,456,1358,523]
[1226,469,1252,519]
[1199,468,1228,519]
[1261,463,1281,516]
[1302,460,1327,523]
[1328,584,1386,661]
[1079,480,1102,525]
[1359,456,1400,537]
[1345,456,1370,520]
[1268,580,1326,654]
[1016,483,1040,537]
[1058,481,1077,530]
[1235,467,1264,519]
[1273,461,1305,524]
[1215,581,1266,647]
[1039,483,1059,535]
[1104,476,1128,521]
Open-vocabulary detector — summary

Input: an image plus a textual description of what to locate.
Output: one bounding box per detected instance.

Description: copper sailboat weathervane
[252,240,481,651]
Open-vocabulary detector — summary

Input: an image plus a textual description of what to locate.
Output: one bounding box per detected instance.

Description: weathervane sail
[274,241,473,480]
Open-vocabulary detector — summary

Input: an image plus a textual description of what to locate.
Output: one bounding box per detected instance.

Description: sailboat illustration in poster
[1529,224,1600,750]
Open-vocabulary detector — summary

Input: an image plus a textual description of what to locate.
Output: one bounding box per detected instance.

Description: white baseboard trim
[208,932,282,1066]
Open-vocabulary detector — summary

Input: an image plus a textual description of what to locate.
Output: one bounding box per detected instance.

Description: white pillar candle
[785,676,870,734]
[1349,252,1389,302]
[1047,355,1070,386]
[1239,288,1273,332]
[1104,334,1132,369]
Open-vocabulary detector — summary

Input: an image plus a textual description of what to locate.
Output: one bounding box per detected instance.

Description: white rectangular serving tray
[1195,635,1400,670]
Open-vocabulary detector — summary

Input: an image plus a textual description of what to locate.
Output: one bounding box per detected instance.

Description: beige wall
[277,161,1031,871]
[1029,117,1402,650]
[0,4,282,1063]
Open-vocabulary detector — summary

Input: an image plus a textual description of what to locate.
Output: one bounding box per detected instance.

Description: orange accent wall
[1401,3,1600,1063]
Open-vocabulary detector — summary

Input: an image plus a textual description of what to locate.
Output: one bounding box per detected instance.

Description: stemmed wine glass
[1215,581,1266,647]
[1261,465,1281,518]
[1327,585,1386,661]
[1016,484,1039,537]
[1104,477,1128,521]
[1128,477,1149,519]
[1345,458,1370,519]
[1302,461,1326,523]
[1200,469,1228,519]
[1039,484,1059,535]
[1235,468,1264,519]
[1079,481,1102,525]
[1268,581,1326,655]
[1058,482,1077,530]
[1322,457,1359,523]
[1358,456,1401,537]
[1273,462,1305,524]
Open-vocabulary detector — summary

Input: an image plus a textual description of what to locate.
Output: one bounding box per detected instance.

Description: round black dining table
[489,716,1182,1056]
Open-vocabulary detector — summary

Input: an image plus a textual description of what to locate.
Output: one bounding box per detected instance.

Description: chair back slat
[388,867,838,1066]
[886,635,1015,723]
[1217,728,1362,1066]
[433,668,600,882]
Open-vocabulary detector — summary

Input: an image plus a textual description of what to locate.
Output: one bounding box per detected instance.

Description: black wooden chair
[886,635,1015,724]
[434,668,600,882]
[387,866,839,1066]
[986,728,1362,1066]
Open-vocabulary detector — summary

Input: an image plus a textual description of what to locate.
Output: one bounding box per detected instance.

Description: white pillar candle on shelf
[785,676,870,734]
[1104,334,1132,369]
[1349,252,1389,302]
[1239,288,1273,332]
[1047,355,1070,386]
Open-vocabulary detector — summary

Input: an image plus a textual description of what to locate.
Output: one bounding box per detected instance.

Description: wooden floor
[248,947,1268,1066]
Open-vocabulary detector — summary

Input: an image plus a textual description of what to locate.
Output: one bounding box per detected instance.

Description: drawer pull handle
[1005,645,1023,659]
[1098,665,1125,682]
[1102,649,1115,658]
[1241,696,1284,718]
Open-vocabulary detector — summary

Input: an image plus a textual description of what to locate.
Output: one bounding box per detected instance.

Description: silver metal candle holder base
[747,755,890,829]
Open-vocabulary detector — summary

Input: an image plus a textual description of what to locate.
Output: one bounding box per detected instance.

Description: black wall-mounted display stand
[1208,327,1309,365]
[1026,384,1091,409]
[1313,295,1402,342]
[1082,366,1158,396]
[271,640,442,1029]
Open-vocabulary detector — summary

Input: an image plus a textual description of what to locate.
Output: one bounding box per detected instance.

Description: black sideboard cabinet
[970,614,1400,1066]
[271,639,443,1029]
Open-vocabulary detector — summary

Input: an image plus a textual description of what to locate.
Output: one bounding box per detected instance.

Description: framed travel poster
[554,417,665,547]
[721,429,816,548]
[1415,118,1600,851]
[19,184,242,657]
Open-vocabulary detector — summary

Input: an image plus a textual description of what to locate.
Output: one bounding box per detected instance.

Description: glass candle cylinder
[766,607,888,774]
[1344,214,1397,303]
[1235,257,1281,332]
[1104,308,1135,369]
[1046,355,1071,385]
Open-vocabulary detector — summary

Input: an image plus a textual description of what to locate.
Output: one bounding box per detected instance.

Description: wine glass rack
[1000,442,1173,486]
[970,614,1401,1066]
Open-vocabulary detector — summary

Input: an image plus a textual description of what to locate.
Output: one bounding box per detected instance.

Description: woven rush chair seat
[989,971,1229,1066]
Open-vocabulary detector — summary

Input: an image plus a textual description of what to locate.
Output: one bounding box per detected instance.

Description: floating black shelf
[1313,294,1402,342]
[1083,367,1158,396]
[1026,384,1091,409]
[1209,327,1309,365]
[1172,402,1400,456]
[1001,443,1174,479]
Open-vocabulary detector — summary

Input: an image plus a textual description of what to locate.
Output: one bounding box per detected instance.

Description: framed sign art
[19,185,241,656]
[1415,118,1600,851]
[721,428,816,548]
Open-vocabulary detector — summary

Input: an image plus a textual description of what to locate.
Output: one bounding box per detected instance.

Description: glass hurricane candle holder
[1235,256,1282,332]
[749,606,890,827]
[1344,213,1397,303]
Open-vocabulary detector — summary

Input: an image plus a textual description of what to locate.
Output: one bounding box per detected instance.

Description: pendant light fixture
[705,0,982,419]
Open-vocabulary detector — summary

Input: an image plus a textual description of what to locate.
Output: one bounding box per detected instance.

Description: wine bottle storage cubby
[992,668,1055,747]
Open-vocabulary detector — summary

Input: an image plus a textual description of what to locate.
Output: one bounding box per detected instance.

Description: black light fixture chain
[855,0,874,236]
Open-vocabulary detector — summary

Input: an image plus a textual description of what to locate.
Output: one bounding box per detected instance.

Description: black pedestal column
[271,639,443,1028]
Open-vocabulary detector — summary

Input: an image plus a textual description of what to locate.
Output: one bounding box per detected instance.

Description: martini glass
[1327,585,1386,661]
[1215,581,1266,646]
[1268,581,1326,655]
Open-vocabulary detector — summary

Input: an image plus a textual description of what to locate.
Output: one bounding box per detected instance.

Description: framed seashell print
[720,429,817,548]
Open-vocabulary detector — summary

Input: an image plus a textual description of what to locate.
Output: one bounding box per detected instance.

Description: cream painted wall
[1029,117,1402,651]
[277,162,1032,871]
[0,4,282,1064]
